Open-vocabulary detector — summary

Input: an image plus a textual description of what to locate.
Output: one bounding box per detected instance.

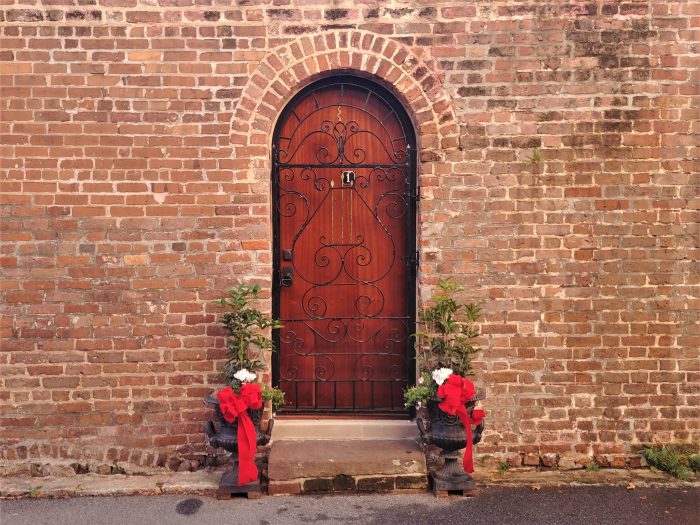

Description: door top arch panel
[275,77,414,167]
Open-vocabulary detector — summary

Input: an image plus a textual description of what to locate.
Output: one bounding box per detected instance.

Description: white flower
[432,367,453,386]
[418,376,424,385]
[416,401,422,408]
[233,368,257,383]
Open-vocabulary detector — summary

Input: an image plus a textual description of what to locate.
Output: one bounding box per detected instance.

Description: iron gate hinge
[405,185,420,202]
[403,250,419,268]
[409,186,420,201]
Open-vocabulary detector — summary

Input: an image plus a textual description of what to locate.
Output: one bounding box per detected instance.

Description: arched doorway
[272,75,417,414]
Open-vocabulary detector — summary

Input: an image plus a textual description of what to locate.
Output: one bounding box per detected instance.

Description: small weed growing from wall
[478,454,493,466]
[27,486,43,498]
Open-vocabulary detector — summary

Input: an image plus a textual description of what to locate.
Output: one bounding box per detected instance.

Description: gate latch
[280,266,294,287]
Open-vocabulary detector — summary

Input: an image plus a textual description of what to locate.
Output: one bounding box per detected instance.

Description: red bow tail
[438,374,483,474]
[216,384,263,486]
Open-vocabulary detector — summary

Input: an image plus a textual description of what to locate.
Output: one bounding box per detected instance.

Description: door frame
[271,73,418,414]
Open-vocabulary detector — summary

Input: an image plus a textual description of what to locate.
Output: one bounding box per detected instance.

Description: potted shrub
[204,283,285,497]
[216,283,285,412]
[404,279,486,495]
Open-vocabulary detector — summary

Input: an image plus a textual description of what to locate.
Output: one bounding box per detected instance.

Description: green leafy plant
[586,462,600,472]
[262,385,286,411]
[217,284,283,402]
[641,445,696,481]
[414,280,482,377]
[403,371,434,407]
[688,454,700,472]
[498,460,509,474]
[218,284,282,378]
[404,280,483,408]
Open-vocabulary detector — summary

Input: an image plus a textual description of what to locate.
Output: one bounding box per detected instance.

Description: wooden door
[272,76,416,414]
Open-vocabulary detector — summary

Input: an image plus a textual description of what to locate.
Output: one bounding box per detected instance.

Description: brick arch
[230,30,459,170]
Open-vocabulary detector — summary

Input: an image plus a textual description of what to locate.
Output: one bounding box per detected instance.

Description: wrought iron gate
[272,76,417,414]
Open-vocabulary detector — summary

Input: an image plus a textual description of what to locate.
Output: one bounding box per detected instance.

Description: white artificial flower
[432,367,454,386]
[418,376,424,385]
[233,368,257,383]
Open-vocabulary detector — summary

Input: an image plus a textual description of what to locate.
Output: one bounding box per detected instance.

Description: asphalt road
[1,486,698,525]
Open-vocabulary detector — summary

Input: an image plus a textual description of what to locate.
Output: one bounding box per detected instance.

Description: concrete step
[267,433,428,495]
[273,418,419,440]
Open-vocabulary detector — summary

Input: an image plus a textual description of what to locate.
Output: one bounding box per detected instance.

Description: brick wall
[1,0,698,475]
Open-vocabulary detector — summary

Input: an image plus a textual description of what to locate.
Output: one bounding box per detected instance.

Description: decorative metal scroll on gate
[273,78,416,413]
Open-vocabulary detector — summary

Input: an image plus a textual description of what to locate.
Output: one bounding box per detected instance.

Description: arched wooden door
[272,75,417,414]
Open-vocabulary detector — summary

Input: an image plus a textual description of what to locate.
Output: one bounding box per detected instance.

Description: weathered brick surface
[1,0,698,475]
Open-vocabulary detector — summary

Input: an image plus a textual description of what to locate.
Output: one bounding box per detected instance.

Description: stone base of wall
[0,445,267,479]
[424,442,651,474]
[5,444,693,488]
[0,454,220,479]
[477,452,647,471]
[0,451,652,481]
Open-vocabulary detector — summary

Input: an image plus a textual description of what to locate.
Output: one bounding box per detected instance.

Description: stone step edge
[268,473,428,495]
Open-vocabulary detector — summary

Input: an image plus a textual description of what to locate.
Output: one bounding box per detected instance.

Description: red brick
[0,11,694,476]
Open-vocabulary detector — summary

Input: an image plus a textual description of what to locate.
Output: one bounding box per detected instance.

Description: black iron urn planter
[417,392,485,496]
[204,393,274,499]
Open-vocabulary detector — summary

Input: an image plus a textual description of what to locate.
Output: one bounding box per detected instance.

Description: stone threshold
[272,418,418,440]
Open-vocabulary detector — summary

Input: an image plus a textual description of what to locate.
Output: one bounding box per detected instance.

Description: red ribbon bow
[216,383,263,485]
[437,374,485,474]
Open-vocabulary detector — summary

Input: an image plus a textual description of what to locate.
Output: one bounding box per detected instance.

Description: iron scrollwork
[274,80,416,412]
